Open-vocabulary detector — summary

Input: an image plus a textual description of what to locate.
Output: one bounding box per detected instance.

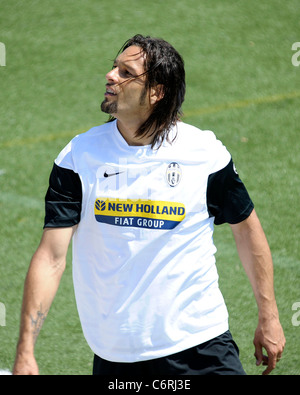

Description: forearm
[231,209,278,319]
[16,249,65,357]
[13,227,74,375]
[231,210,285,374]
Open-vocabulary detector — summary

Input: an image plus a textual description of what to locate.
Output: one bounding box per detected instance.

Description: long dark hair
[107,34,186,148]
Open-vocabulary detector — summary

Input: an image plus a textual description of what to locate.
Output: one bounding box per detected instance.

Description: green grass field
[0,0,299,375]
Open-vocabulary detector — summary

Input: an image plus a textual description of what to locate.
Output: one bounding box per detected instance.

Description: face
[101,45,154,122]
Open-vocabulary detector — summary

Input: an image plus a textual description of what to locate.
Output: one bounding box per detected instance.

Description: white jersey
[46,120,253,362]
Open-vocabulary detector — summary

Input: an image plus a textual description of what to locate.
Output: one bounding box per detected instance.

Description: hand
[253,318,285,375]
[13,353,39,375]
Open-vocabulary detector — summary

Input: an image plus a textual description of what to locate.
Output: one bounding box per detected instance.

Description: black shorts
[93,330,246,375]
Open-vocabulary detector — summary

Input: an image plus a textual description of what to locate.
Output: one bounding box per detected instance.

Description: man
[13,35,285,375]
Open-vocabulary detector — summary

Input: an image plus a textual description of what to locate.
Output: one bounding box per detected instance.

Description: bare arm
[230,209,285,375]
[13,226,76,375]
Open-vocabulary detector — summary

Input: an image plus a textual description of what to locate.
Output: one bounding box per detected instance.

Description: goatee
[101,99,118,114]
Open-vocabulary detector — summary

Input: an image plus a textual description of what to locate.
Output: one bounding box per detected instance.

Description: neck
[116,119,153,146]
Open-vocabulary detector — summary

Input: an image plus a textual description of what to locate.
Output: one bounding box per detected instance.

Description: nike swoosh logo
[104,171,124,178]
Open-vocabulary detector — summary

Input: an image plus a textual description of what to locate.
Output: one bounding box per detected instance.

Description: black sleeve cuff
[44,163,82,228]
[207,159,254,225]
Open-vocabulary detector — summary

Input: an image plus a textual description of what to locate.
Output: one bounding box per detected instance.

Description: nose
[106,67,119,83]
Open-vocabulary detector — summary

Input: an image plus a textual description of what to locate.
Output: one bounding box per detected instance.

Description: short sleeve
[44,163,82,228]
[207,159,254,225]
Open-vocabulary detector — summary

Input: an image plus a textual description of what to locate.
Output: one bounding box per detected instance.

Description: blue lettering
[108,203,115,211]
[162,206,169,215]
[144,205,151,213]
[123,204,133,212]
[178,207,185,216]
[136,204,143,212]
[169,206,177,215]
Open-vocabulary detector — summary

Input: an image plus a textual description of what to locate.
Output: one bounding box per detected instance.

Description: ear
[150,84,165,105]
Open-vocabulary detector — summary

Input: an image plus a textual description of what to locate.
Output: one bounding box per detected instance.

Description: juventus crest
[166,162,182,187]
